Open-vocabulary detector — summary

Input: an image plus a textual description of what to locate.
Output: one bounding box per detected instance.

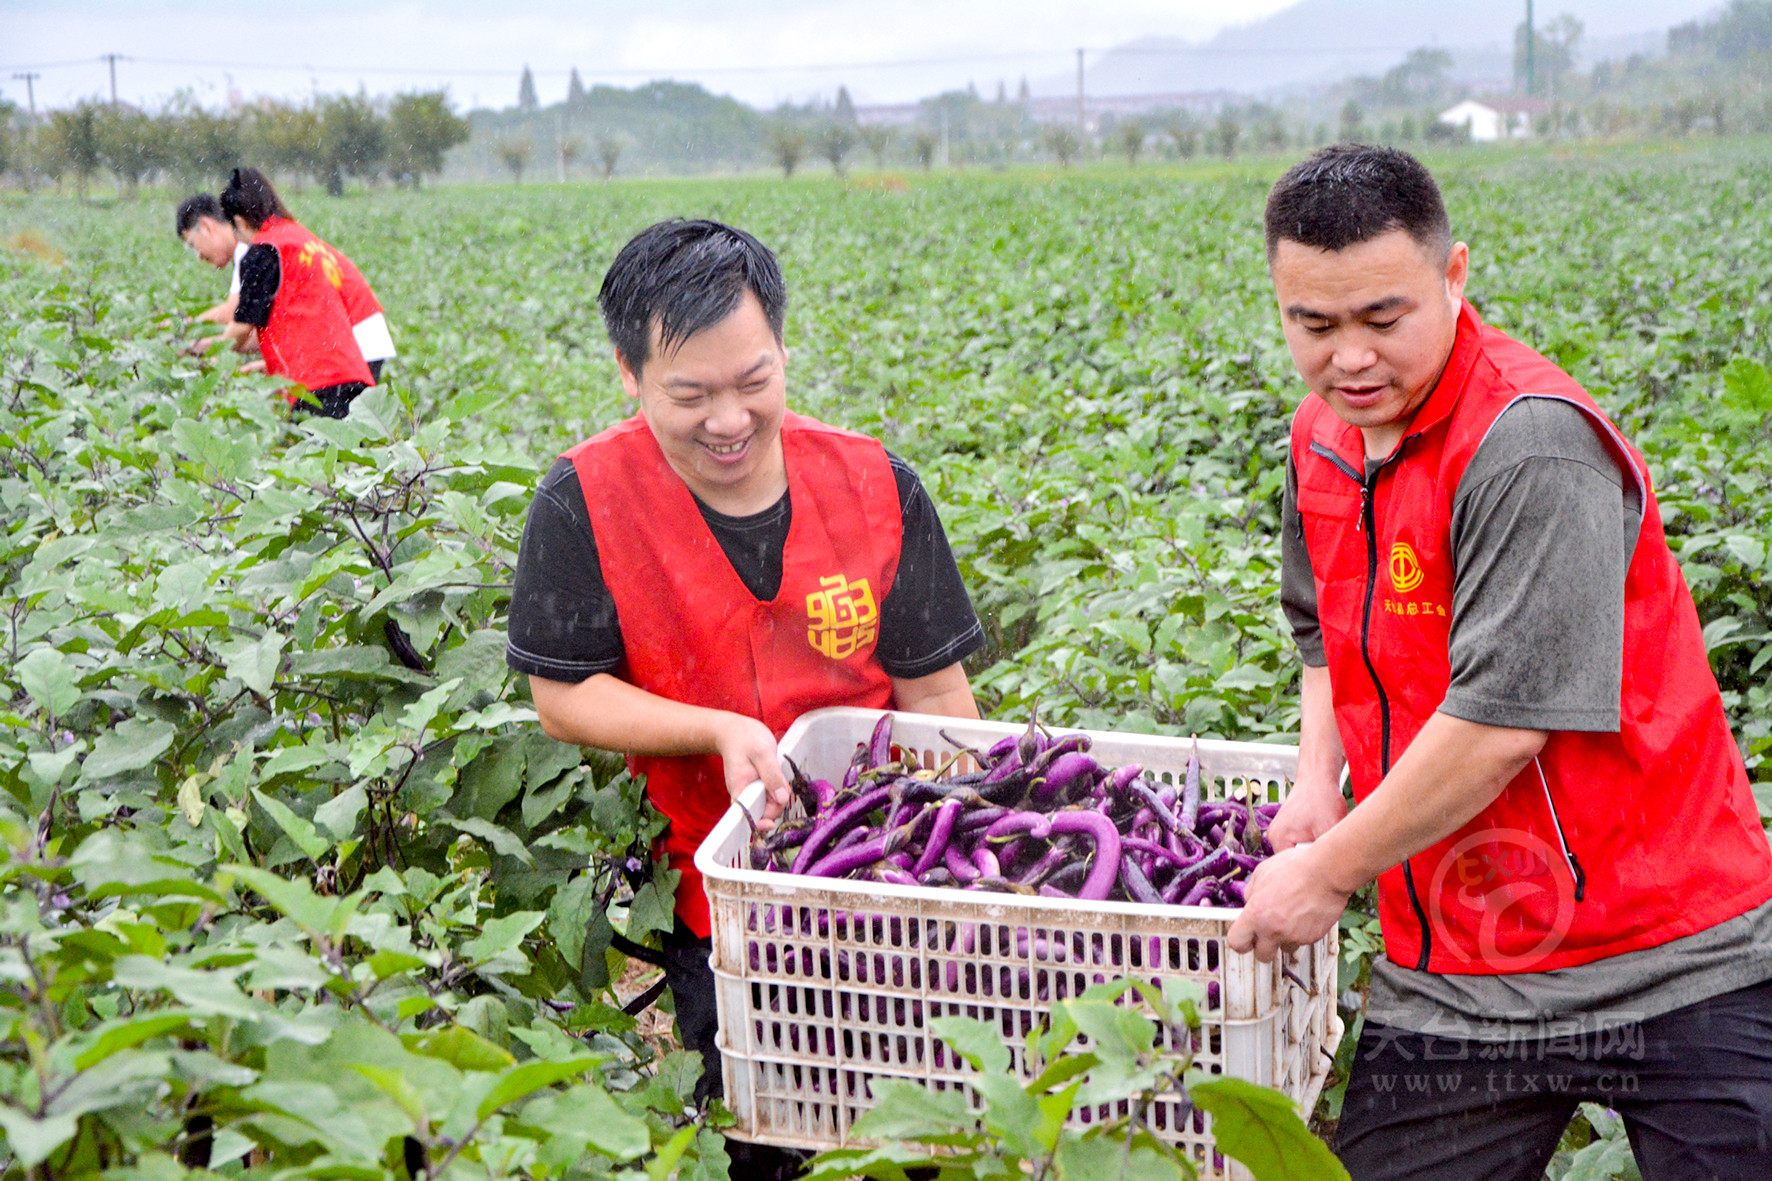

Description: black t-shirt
[505,451,984,683]
[234,243,280,328]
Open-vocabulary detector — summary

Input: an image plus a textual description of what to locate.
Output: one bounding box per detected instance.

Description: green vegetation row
[0,143,1769,1179]
[0,90,470,199]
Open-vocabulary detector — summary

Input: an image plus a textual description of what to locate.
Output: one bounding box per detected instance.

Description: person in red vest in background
[506,219,983,1176]
[177,184,396,384]
[1227,144,1772,1179]
[202,168,372,418]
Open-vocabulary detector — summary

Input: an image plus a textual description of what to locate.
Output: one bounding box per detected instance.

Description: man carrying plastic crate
[505,218,984,1173]
[1228,144,1772,1179]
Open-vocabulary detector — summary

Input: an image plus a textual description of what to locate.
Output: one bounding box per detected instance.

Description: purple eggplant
[806,824,911,878]
[912,799,963,877]
[1120,856,1165,905]
[944,844,980,884]
[789,784,891,874]
[971,845,1001,878]
[1046,810,1122,901]
[868,713,895,769]
[984,734,1018,763]
[984,811,1052,842]
[1031,751,1102,806]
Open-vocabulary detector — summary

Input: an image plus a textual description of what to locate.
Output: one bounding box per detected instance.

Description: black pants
[661,924,809,1181]
[1335,977,1772,1180]
[296,380,366,419]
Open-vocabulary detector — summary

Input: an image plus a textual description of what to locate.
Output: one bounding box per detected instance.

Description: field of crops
[2,141,1770,1180]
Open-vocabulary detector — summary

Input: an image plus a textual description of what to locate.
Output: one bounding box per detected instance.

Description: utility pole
[1075,48,1085,134]
[100,53,125,105]
[11,72,39,118]
[1524,0,1535,96]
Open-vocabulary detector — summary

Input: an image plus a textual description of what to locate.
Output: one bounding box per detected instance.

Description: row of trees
[0,89,469,197]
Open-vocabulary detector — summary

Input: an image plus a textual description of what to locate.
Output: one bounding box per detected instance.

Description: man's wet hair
[598,219,787,375]
[175,193,223,236]
[219,167,292,229]
[1264,144,1451,263]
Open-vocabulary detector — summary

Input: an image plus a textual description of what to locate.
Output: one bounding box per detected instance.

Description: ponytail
[219,167,292,229]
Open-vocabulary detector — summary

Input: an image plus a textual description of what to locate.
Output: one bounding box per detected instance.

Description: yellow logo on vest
[807,574,879,660]
[1389,542,1425,593]
[298,241,344,290]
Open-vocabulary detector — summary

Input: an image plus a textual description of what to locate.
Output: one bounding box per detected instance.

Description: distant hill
[1037,0,1723,98]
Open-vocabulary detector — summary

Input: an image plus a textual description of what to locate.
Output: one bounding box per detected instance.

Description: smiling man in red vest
[1226,145,1772,1178]
[506,219,982,1163]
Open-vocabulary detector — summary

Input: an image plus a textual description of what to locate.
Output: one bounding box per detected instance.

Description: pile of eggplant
[748,713,1279,907]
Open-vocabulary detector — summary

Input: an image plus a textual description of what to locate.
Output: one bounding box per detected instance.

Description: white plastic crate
[694,708,1342,1178]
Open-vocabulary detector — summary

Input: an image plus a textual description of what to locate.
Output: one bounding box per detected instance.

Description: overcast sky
[0,0,1299,113]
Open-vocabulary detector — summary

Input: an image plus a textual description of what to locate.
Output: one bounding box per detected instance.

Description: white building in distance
[1438,97,1550,142]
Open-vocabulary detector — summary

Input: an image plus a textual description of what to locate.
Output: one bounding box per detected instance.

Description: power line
[1,43,1436,81]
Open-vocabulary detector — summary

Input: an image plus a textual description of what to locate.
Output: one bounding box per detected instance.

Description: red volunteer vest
[332,248,384,326]
[567,412,903,936]
[1291,301,1771,974]
[250,217,372,398]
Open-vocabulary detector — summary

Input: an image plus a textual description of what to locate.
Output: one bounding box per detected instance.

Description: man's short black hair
[1264,144,1451,263]
[175,192,223,236]
[597,219,787,374]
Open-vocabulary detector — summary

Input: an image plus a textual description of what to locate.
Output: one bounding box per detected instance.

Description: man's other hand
[1267,774,1347,852]
[713,714,791,830]
[1226,845,1350,963]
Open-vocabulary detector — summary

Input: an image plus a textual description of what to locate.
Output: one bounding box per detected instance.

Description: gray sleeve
[1441,398,1642,732]
[1280,456,1327,668]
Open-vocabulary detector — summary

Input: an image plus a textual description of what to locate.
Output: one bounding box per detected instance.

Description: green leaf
[525,1085,652,1162]
[1722,356,1772,417]
[444,815,535,866]
[80,718,176,783]
[1053,1136,1124,1181]
[352,1063,428,1126]
[476,1056,603,1120]
[110,956,260,1020]
[972,1071,1043,1158]
[459,910,546,968]
[1561,1137,1640,1181]
[625,869,680,943]
[252,789,332,863]
[226,864,363,937]
[220,630,287,696]
[1191,1076,1349,1181]
[17,647,81,717]
[314,784,368,842]
[1026,1051,1099,1096]
[74,1012,200,1070]
[850,1078,974,1142]
[410,1025,517,1073]
[0,1108,80,1167]
[547,874,601,972]
[930,1016,1011,1075]
[646,1125,698,1181]
[367,949,432,980]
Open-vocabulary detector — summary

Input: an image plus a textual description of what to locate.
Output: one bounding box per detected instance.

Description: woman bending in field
[203,168,374,418]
